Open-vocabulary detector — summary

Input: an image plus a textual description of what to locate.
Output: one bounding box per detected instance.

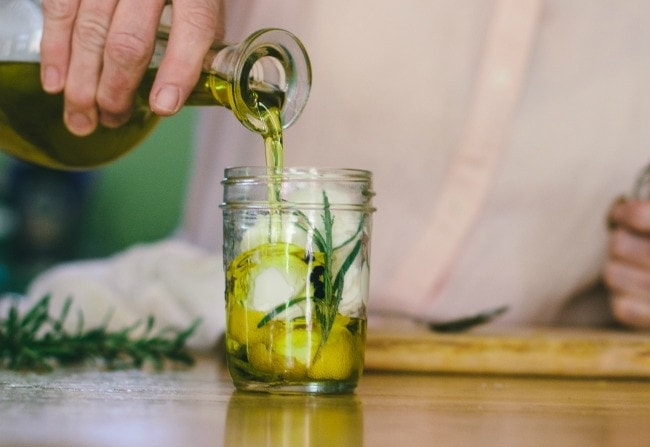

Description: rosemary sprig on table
[258,191,365,344]
[0,295,198,372]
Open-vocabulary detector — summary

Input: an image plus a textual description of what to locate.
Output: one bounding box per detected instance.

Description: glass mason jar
[221,167,375,394]
[0,0,310,170]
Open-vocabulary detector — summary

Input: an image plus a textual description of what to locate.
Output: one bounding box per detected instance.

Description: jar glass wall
[221,167,375,394]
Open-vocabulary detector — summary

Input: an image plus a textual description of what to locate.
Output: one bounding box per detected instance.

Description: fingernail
[100,111,129,129]
[65,112,95,137]
[153,85,181,114]
[42,65,62,92]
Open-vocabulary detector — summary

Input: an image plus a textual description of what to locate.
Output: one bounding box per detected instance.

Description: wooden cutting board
[364,326,650,379]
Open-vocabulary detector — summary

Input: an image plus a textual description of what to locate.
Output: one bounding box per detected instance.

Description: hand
[604,198,650,329]
[40,0,225,136]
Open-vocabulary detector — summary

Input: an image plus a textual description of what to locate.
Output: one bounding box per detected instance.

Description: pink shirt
[180,0,650,327]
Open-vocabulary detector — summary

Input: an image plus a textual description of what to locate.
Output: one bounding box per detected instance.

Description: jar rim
[221,166,375,212]
[222,166,372,182]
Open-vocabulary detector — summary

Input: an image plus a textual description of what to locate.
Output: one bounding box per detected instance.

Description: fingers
[40,0,225,136]
[97,0,166,127]
[150,0,225,116]
[41,0,80,93]
[607,198,650,234]
[604,258,650,329]
[610,294,650,330]
[608,228,650,269]
[604,199,650,329]
[63,0,119,136]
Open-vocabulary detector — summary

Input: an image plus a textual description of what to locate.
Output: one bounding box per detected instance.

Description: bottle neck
[152,28,311,135]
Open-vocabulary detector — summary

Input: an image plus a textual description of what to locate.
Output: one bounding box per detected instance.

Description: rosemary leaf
[258,296,307,328]
[332,238,362,306]
[333,216,364,251]
[259,191,366,347]
[316,191,336,343]
[292,209,327,253]
[0,295,199,372]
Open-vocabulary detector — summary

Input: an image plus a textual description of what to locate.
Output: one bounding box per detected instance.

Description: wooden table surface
[1,354,650,447]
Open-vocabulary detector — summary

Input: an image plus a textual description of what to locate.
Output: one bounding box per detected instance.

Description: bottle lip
[233,28,312,131]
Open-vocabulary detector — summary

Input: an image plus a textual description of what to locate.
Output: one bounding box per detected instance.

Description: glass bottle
[0,0,311,170]
[221,167,376,394]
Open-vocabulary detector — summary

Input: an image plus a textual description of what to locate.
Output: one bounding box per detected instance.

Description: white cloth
[20,240,224,350]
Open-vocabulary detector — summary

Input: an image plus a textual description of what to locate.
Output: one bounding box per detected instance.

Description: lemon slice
[226,242,318,311]
[226,303,268,346]
[248,321,322,379]
[309,315,362,380]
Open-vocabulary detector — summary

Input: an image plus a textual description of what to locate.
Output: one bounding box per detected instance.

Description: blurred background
[0,108,198,294]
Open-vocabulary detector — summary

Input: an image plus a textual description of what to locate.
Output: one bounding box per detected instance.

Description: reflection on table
[1,355,649,446]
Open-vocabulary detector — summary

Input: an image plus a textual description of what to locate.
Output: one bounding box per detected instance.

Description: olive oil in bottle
[0,28,310,170]
[0,62,161,170]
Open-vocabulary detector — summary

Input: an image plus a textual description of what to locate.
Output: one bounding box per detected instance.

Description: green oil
[0,61,286,170]
[0,62,160,169]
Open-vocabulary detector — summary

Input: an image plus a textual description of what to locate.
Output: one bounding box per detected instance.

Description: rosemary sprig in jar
[257,191,365,345]
[0,294,199,372]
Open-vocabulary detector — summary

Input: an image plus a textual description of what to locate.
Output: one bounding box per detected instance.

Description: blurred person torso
[181,0,650,326]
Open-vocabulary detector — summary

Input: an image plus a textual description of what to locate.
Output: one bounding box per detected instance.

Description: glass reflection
[225,391,363,446]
